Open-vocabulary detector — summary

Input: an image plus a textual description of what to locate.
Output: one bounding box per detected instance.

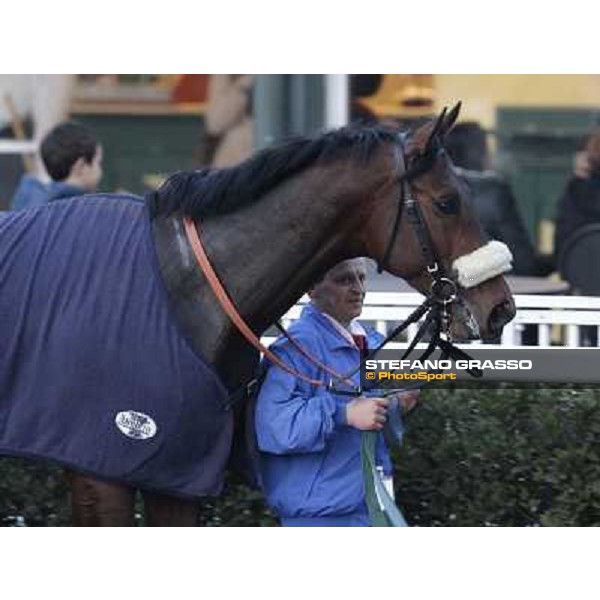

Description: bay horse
[0,104,515,525]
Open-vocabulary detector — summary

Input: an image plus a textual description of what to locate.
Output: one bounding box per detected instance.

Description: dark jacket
[554,175,600,260]
[456,167,544,276]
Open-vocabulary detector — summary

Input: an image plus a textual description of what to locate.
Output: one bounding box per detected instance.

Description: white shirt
[321,312,367,347]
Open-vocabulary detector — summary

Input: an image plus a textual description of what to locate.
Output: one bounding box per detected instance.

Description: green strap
[361,430,408,527]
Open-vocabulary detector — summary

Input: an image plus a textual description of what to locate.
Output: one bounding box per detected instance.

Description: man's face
[310,259,367,326]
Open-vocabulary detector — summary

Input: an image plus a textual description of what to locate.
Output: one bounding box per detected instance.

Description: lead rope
[361,429,408,527]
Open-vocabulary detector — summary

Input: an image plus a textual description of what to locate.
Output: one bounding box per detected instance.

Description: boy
[11,121,103,210]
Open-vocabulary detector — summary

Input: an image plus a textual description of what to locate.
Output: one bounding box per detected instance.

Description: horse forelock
[148,124,403,222]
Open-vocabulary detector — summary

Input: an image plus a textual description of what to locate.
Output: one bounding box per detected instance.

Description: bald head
[309,259,367,328]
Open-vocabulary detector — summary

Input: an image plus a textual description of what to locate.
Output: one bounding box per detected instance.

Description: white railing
[0,140,37,155]
[500,294,600,347]
[261,293,600,348]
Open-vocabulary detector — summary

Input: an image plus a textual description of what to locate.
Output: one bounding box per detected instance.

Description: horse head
[361,103,516,341]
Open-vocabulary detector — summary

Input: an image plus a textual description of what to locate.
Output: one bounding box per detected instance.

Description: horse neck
[201,156,388,338]
[160,149,394,389]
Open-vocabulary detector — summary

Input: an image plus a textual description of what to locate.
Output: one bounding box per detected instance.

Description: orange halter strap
[183,218,354,389]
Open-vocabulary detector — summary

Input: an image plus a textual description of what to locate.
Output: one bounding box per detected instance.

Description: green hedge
[396,385,600,526]
[2,385,599,526]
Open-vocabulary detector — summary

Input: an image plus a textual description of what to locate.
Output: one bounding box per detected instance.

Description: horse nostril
[488,300,516,334]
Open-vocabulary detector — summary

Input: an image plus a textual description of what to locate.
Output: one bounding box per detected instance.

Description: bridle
[378,133,459,338]
[367,133,513,386]
[357,132,477,383]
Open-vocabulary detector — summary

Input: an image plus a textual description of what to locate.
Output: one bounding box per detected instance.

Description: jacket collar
[48,182,87,202]
[302,302,367,351]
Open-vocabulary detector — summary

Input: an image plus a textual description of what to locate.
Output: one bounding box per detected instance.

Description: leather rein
[183,134,481,400]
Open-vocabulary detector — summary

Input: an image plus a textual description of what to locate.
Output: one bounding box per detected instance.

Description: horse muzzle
[448,241,515,341]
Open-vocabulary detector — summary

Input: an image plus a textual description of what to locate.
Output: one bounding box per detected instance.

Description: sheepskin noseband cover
[452,241,513,288]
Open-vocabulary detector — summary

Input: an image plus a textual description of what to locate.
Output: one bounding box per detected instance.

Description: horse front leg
[141,491,199,526]
[65,470,136,526]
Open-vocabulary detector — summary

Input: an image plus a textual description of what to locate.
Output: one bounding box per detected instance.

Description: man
[255,258,419,527]
[11,121,103,210]
[555,129,600,258]
[445,121,552,276]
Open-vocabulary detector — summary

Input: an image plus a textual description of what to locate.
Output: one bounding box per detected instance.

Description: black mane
[148,124,401,221]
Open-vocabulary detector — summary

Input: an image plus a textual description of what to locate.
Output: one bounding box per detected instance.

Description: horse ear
[440,101,462,137]
[411,106,447,152]
[425,106,447,151]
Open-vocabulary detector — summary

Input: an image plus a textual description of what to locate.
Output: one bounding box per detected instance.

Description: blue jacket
[47,182,88,202]
[10,174,48,211]
[255,303,395,519]
[11,175,87,211]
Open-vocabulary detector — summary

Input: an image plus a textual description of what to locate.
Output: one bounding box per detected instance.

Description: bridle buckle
[430,276,457,306]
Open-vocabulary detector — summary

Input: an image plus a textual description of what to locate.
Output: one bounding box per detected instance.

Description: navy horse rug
[0,196,232,498]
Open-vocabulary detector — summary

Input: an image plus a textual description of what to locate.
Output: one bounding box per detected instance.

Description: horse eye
[434,194,460,216]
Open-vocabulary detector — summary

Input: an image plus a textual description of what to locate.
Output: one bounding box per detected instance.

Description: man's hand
[346,397,388,431]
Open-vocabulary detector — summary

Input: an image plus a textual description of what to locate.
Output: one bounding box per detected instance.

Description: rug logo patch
[115,411,157,440]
